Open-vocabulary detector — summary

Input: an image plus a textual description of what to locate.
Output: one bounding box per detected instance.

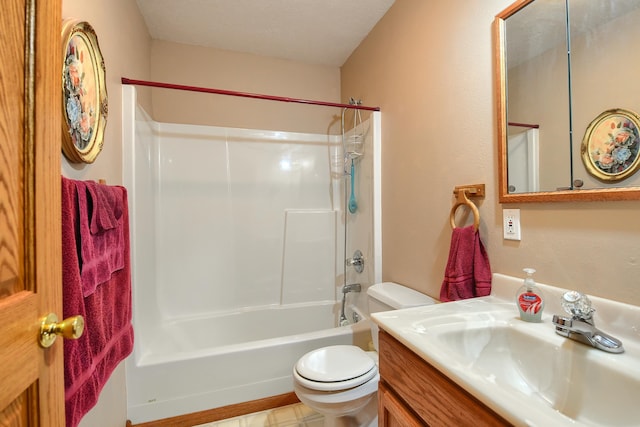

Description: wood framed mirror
[495,0,640,202]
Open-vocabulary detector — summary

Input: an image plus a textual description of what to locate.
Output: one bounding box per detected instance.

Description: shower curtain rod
[508,121,539,129]
[121,77,380,111]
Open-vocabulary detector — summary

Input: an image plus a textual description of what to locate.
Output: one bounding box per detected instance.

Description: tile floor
[194,403,324,427]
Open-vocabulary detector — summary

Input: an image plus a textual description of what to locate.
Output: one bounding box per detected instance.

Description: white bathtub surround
[282,210,337,303]
[121,86,382,423]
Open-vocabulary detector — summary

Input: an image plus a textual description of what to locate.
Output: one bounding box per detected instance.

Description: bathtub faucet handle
[342,283,361,294]
[346,250,364,274]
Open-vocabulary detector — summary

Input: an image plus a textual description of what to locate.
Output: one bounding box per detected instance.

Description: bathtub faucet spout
[339,284,361,326]
[342,283,361,294]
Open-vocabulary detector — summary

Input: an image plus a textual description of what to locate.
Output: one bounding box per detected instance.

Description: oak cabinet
[379,382,424,427]
[378,329,512,426]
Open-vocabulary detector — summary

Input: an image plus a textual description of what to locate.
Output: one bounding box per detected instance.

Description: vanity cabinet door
[379,382,424,427]
[378,329,511,426]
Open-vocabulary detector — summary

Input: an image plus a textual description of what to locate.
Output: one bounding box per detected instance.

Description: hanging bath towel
[61,177,134,427]
[439,225,492,302]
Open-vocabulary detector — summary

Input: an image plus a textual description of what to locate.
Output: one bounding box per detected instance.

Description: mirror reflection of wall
[507,128,539,193]
[504,0,640,193]
[569,0,640,189]
[505,0,570,192]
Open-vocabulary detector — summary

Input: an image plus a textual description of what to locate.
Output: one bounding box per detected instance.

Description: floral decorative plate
[581,108,640,182]
[61,19,108,163]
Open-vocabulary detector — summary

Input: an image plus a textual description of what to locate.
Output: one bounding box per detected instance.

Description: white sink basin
[372,274,640,427]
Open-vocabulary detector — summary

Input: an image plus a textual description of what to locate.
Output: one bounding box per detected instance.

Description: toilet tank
[367,282,435,313]
[367,282,435,351]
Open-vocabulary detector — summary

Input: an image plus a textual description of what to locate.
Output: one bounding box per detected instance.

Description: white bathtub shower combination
[122,86,381,423]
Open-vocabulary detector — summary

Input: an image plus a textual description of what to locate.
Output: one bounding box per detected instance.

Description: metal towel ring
[449,190,480,231]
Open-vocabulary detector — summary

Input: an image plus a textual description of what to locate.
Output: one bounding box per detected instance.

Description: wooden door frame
[32,0,64,424]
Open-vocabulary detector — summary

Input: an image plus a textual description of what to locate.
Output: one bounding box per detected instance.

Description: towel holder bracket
[453,184,485,199]
[450,184,485,230]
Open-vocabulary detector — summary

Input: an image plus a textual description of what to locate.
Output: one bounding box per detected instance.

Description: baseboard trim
[127,392,300,427]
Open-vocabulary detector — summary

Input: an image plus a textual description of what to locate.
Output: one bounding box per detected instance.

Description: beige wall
[508,42,571,192]
[149,40,341,134]
[341,0,640,307]
[570,7,640,188]
[62,0,152,185]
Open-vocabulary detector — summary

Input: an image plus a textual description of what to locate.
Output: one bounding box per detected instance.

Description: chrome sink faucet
[552,291,624,354]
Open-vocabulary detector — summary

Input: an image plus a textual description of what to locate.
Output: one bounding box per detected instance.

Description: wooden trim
[494,0,640,203]
[499,186,640,203]
[128,392,300,427]
[378,382,424,427]
[494,13,509,206]
[34,0,64,425]
[20,2,40,412]
[495,0,534,20]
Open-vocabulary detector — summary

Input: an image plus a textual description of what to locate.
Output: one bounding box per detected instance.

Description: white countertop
[372,273,640,427]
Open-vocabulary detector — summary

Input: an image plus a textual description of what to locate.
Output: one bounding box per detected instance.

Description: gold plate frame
[581,108,640,182]
[61,19,108,163]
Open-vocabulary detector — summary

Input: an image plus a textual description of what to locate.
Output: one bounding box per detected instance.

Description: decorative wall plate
[61,19,108,163]
[581,108,640,182]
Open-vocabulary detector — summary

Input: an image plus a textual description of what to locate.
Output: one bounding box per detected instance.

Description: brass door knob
[39,313,84,348]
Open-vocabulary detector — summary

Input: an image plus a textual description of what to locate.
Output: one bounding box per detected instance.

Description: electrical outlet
[503,209,521,241]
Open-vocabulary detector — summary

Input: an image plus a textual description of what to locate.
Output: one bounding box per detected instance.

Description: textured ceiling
[136,0,396,67]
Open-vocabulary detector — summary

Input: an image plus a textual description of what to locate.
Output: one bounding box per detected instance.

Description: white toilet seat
[293,371,380,406]
[294,345,378,391]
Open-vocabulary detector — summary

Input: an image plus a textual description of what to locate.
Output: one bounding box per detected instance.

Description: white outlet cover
[503,208,521,241]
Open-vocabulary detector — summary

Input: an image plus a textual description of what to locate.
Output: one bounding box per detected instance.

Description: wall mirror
[495,0,640,202]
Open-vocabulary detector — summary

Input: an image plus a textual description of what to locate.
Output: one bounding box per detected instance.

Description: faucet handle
[561,291,595,319]
[346,250,364,273]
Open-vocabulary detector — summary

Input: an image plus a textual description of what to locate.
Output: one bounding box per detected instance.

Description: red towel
[61,177,134,427]
[439,225,492,302]
[76,180,126,296]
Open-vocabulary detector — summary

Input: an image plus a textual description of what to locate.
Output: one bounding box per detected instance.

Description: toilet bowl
[292,282,435,426]
[293,345,379,418]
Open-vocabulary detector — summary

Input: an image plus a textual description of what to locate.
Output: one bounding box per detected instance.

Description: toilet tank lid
[367,282,435,309]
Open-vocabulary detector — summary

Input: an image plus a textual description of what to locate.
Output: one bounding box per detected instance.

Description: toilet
[292,282,435,426]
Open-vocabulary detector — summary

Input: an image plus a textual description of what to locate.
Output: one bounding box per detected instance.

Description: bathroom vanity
[372,273,640,427]
[378,329,509,426]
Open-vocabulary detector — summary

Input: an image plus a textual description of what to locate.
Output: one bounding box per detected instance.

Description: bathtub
[122,86,382,423]
[125,302,371,424]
